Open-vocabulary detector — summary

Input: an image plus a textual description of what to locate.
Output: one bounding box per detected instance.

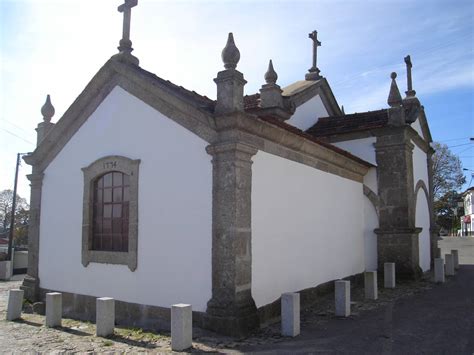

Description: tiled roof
[307,109,389,137]
[258,115,373,167]
[134,66,216,112]
[244,93,260,110]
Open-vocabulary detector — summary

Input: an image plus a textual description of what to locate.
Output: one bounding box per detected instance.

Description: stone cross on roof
[113,0,139,65]
[404,55,416,97]
[306,30,322,81]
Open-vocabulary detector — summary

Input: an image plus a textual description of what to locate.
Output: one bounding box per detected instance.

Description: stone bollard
[281,292,300,337]
[445,254,455,276]
[451,250,459,269]
[96,297,115,337]
[171,304,192,351]
[364,271,378,300]
[384,263,396,289]
[335,280,350,317]
[434,258,445,283]
[45,292,62,327]
[6,289,24,321]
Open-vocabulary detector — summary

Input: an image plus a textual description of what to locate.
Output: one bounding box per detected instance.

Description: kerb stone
[384,263,396,288]
[434,258,445,283]
[281,292,300,337]
[171,304,192,351]
[46,292,62,327]
[364,271,378,300]
[451,249,459,269]
[6,289,24,321]
[445,254,455,276]
[335,280,350,317]
[96,297,115,337]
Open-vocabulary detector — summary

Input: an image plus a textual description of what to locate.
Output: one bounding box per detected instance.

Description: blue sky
[0,0,473,198]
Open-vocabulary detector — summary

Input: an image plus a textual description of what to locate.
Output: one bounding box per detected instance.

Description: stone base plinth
[375,228,423,279]
[204,299,259,337]
[20,276,39,302]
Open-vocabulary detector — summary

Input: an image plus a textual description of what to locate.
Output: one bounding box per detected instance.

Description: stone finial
[341,105,345,115]
[404,55,416,97]
[222,33,240,69]
[111,0,139,65]
[41,95,55,122]
[387,72,402,107]
[264,59,278,84]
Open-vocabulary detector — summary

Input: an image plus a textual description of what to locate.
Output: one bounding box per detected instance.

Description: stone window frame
[82,155,140,271]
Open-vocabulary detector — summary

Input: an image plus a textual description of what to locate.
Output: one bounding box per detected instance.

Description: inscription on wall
[103,161,117,170]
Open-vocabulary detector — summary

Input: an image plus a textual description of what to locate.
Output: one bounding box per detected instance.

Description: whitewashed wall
[251,151,365,308]
[412,142,431,271]
[287,96,328,131]
[416,190,431,271]
[39,86,212,311]
[363,195,378,271]
[333,137,377,166]
[411,119,424,139]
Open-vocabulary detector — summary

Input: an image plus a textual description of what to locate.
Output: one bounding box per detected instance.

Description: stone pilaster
[204,142,259,337]
[374,127,422,278]
[21,171,44,301]
[36,121,55,145]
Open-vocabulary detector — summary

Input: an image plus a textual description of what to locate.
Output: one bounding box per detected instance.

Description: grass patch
[102,340,114,347]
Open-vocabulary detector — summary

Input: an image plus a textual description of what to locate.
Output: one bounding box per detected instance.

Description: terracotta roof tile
[244,93,260,110]
[258,115,373,167]
[134,66,216,112]
[307,109,389,137]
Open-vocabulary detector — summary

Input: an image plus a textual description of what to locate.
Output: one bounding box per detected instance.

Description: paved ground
[1,237,473,354]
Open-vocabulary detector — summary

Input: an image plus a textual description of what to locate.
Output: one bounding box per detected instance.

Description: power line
[438,137,471,143]
[0,128,35,146]
[448,142,472,148]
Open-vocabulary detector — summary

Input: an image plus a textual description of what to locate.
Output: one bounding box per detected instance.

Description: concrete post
[96,297,115,337]
[335,280,350,317]
[445,254,455,276]
[45,292,62,327]
[451,249,459,269]
[384,263,396,288]
[281,292,300,337]
[6,289,24,321]
[171,304,192,351]
[364,271,378,300]
[434,258,445,283]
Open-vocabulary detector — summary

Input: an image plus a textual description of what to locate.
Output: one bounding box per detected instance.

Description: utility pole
[7,153,29,261]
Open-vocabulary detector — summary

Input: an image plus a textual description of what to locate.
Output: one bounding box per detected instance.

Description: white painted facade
[412,142,431,271]
[251,151,366,307]
[287,95,328,131]
[333,137,377,166]
[39,86,213,312]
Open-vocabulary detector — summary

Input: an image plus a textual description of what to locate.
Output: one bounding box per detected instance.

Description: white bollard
[434,258,445,283]
[384,263,396,289]
[364,271,378,300]
[171,304,192,351]
[335,280,350,317]
[96,297,115,337]
[6,289,24,321]
[445,254,455,276]
[281,292,300,337]
[451,250,459,269]
[45,292,62,327]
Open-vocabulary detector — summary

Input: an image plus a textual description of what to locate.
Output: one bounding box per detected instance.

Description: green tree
[431,142,466,234]
[0,189,29,239]
[432,142,465,200]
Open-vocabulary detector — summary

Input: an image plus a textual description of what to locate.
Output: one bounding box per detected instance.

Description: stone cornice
[212,112,370,182]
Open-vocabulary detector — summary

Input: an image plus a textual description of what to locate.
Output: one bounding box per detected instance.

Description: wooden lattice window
[92,171,130,252]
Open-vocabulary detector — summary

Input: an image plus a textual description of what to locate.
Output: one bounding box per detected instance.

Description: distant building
[460,187,474,236]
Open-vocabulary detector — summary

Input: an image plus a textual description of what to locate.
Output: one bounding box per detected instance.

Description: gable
[25,60,217,173]
[281,78,342,130]
[287,95,328,131]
